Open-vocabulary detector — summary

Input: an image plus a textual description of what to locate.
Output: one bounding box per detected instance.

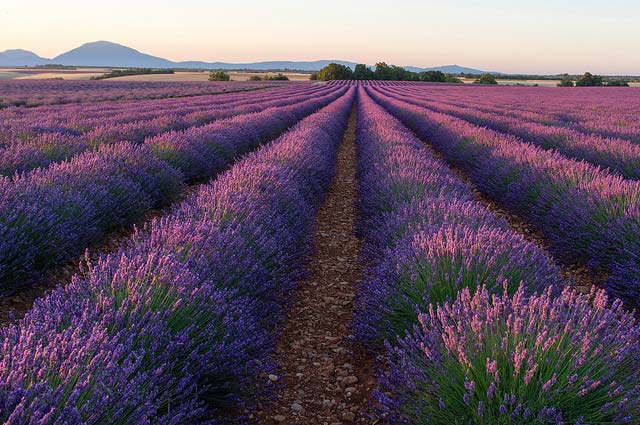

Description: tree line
[209,71,290,81]
[311,62,466,83]
[91,68,174,80]
[312,63,633,87]
[558,72,630,87]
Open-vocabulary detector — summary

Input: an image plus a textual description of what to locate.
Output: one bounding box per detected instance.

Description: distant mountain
[0,41,494,74]
[177,60,357,72]
[0,49,50,66]
[53,41,174,68]
[47,41,358,71]
[403,64,488,75]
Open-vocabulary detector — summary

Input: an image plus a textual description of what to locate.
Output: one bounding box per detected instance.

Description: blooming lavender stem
[0,85,347,292]
[0,88,356,422]
[353,87,563,348]
[367,84,640,308]
[377,285,640,424]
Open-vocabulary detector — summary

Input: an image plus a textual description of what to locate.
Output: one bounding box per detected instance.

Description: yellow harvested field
[15,72,104,80]
[108,71,311,82]
[460,78,561,86]
[0,68,311,81]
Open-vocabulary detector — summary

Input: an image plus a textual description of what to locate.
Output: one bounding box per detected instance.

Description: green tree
[353,64,374,80]
[374,62,395,80]
[248,75,262,81]
[390,65,419,81]
[309,72,318,81]
[444,74,464,83]
[557,74,574,87]
[209,71,231,81]
[419,70,446,82]
[473,73,498,84]
[317,63,354,81]
[263,73,289,81]
[606,79,629,87]
[575,72,603,86]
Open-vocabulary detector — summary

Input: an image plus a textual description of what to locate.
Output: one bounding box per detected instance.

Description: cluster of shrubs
[558,72,630,87]
[33,64,76,69]
[211,72,292,82]
[91,68,175,80]
[208,71,231,81]
[473,73,498,84]
[314,62,463,83]
[248,73,290,81]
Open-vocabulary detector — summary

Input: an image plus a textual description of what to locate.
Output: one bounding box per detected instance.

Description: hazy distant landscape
[0,68,315,82]
[3,41,638,86]
[0,41,487,73]
[1,1,639,424]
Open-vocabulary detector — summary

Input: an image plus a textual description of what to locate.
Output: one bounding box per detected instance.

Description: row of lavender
[0,84,335,175]
[380,85,640,180]
[0,86,347,293]
[405,86,640,144]
[0,88,355,423]
[0,83,306,139]
[0,79,282,107]
[368,86,640,308]
[414,84,640,143]
[354,88,640,423]
[376,82,640,143]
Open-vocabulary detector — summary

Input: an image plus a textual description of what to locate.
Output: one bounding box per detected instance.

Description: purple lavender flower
[367,85,640,309]
[0,85,347,292]
[0,89,356,422]
[352,88,563,347]
[377,285,640,424]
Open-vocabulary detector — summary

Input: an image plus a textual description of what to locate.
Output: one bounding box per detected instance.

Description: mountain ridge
[0,41,489,74]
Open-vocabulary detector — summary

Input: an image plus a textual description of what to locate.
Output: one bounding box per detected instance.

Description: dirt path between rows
[255,107,377,424]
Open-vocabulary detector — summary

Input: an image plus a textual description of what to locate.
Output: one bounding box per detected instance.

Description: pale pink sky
[1,0,639,74]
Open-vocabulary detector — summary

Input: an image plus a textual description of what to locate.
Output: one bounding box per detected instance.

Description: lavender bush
[0,142,183,290]
[0,88,355,422]
[0,83,335,175]
[383,83,640,144]
[382,85,640,179]
[147,86,346,181]
[0,86,346,293]
[353,88,563,348]
[377,285,640,424]
[368,86,640,308]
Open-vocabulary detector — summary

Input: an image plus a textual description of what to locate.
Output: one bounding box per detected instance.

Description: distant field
[461,78,560,86]
[0,71,26,80]
[0,67,107,80]
[107,71,312,82]
[15,72,105,80]
[2,68,637,85]
[0,79,280,107]
[461,77,640,87]
[0,68,312,81]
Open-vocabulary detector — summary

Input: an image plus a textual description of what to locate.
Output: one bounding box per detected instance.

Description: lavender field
[0,80,287,108]
[0,80,638,424]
